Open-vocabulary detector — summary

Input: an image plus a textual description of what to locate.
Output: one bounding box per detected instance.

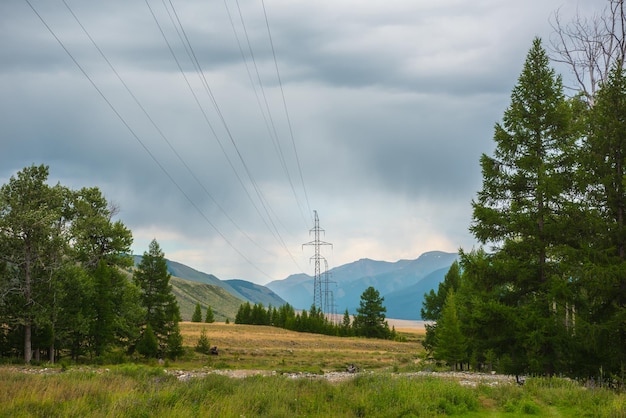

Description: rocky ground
[166,368,517,386]
[4,365,518,387]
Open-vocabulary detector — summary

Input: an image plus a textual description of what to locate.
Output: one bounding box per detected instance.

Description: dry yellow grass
[179,322,425,372]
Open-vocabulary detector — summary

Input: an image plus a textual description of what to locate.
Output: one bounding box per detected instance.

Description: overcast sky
[0,0,605,284]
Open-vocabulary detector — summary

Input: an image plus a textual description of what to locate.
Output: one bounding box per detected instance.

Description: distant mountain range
[131,255,286,321]
[132,250,457,321]
[265,251,458,320]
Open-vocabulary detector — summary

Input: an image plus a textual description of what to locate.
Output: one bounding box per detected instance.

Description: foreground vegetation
[2,365,625,417]
[2,323,625,417]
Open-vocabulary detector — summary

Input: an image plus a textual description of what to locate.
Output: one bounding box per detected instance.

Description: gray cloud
[0,0,606,283]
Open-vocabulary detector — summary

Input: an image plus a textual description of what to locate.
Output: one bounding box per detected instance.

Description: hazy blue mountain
[132,250,457,320]
[384,266,450,320]
[323,258,413,285]
[224,279,287,308]
[266,251,457,319]
[264,273,314,310]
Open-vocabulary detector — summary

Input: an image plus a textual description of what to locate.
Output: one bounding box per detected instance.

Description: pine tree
[421,261,461,353]
[166,323,184,360]
[434,289,466,371]
[91,260,114,357]
[191,303,202,322]
[205,305,215,323]
[575,63,626,375]
[133,239,181,357]
[340,308,352,336]
[136,324,158,358]
[353,286,390,339]
[195,328,211,355]
[470,37,578,375]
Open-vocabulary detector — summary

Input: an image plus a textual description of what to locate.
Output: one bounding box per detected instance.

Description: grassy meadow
[2,322,625,417]
[177,322,423,372]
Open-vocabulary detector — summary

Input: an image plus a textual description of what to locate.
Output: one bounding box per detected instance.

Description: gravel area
[165,368,517,386]
[4,366,518,387]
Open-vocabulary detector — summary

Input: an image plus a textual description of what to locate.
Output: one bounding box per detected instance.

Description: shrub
[195,329,211,355]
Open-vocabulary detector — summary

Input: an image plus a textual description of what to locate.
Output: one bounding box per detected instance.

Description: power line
[25,0,314,280]
[230,0,310,230]
[60,0,271,257]
[261,0,312,223]
[24,0,275,280]
[143,0,288,252]
[155,0,307,271]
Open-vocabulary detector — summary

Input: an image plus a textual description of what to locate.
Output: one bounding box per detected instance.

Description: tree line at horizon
[422,37,626,384]
[234,286,398,340]
[0,168,182,364]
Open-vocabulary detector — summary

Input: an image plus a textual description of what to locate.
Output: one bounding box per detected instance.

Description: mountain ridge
[266,250,457,319]
[132,250,457,321]
[131,255,286,320]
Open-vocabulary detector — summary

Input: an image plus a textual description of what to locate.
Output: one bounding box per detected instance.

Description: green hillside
[170,276,244,322]
[224,279,286,307]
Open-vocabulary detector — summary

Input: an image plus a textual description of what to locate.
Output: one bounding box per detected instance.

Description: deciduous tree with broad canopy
[0,164,140,363]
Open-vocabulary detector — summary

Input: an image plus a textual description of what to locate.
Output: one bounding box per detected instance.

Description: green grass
[1,367,624,417]
[3,325,625,417]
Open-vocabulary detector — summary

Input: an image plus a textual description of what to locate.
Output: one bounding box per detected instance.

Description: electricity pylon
[303,210,332,312]
[323,259,336,320]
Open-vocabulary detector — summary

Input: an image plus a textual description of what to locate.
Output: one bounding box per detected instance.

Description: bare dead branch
[550,0,626,105]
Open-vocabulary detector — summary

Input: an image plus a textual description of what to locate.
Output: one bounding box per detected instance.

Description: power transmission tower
[303,210,332,312]
[322,259,336,321]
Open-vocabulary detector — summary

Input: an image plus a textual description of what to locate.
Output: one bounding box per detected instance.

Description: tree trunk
[24,248,32,364]
[24,324,32,364]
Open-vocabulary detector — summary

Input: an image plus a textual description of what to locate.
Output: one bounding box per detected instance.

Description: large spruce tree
[575,62,626,375]
[133,239,181,357]
[469,38,577,375]
[191,303,203,322]
[434,289,466,371]
[353,286,390,339]
[421,261,461,353]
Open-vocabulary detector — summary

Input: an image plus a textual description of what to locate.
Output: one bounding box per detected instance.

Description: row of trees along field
[235,286,398,340]
[0,165,182,363]
[423,36,626,383]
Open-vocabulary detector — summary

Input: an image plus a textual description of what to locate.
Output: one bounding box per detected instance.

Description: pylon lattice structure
[303,210,332,313]
[323,259,337,323]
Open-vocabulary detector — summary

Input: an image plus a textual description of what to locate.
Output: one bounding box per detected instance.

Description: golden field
[179,322,425,372]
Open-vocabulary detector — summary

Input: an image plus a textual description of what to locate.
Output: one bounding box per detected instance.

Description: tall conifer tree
[434,289,466,371]
[205,305,215,323]
[576,62,626,375]
[353,286,390,339]
[191,303,202,322]
[134,239,181,357]
[470,38,577,375]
